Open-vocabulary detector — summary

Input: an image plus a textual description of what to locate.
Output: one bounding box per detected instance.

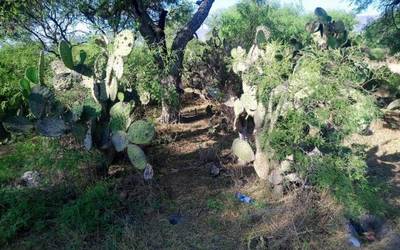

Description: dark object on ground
[235,192,254,204]
[169,213,183,225]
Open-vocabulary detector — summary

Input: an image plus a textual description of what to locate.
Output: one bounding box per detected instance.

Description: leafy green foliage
[123,45,163,103]
[211,1,311,50]
[58,182,120,233]
[0,137,103,186]
[0,43,43,119]
[364,13,400,54]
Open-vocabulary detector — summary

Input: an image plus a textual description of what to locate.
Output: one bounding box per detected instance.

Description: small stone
[108,165,125,177]
[285,173,301,183]
[280,160,291,173]
[20,171,41,187]
[144,164,154,180]
[208,162,221,177]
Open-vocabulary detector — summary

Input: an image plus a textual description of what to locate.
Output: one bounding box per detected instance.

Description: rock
[207,162,221,177]
[51,60,83,91]
[20,171,41,187]
[284,173,301,183]
[268,169,283,185]
[144,164,154,180]
[108,165,125,177]
[279,160,291,173]
[198,146,218,163]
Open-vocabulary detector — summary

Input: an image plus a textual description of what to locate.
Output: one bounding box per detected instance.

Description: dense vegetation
[1,0,400,248]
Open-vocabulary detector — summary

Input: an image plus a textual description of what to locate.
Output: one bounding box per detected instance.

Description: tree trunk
[130,0,215,123]
[160,99,179,124]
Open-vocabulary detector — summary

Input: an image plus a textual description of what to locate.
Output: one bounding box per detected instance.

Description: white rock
[21,171,41,187]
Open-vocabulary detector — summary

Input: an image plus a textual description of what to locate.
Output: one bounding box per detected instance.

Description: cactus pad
[127,120,155,145]
[38,50,45,85]
[112,131,128,152]
[114,30,134,57]
[127,144,147,170]
[29,85,53,118]
[232,138,255,162]
[112,56,124,79]
[25,67,39,84]
[59,40,74,70]
[20,78,31,98]
[240,93,258,115]
[107,76,118,101]
[314,7,327,17]
[109,102,132,132]
[234,99,244,117]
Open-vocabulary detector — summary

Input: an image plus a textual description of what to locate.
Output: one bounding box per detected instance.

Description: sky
[209,0,380,16]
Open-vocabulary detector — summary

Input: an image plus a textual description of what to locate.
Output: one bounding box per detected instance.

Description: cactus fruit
[59,41,74,70]
[111,131,128,152]
[232,138,255,162]
[127,144,148,170]
[127,120,155,145]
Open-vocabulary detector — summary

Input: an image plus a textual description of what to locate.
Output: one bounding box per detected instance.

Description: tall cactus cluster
[229,20,377,190]
[3,30,155,177]
[230,26,284,180]
[306,7,349,49]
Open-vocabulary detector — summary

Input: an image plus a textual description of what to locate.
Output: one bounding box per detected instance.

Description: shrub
[0,43,43,119]
[230,24,385,216]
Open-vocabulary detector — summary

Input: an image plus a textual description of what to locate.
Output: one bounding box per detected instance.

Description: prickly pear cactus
[59,41,75,70]
[127,120,155,145]
[307,7,349,49]
[10,29,156,178]
[127,144,148,170]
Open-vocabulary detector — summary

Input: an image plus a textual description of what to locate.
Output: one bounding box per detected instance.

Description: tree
[0,0,79,55]
[56,0,214,123]
[1,0,215,123]
[128,0,215,123]
[351,0,400,27]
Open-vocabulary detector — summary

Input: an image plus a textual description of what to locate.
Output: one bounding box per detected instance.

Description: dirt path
[347,120,400,209]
